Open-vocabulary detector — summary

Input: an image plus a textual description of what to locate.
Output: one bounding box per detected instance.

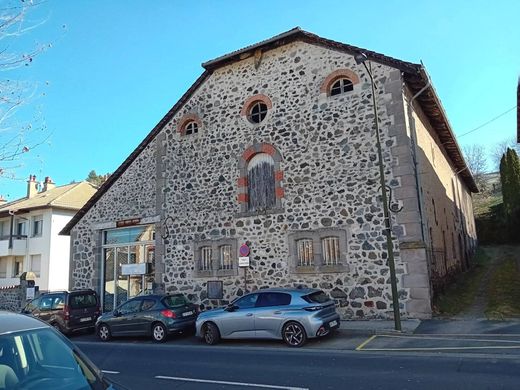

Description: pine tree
[506,148,520,216]
[500,153,510,217]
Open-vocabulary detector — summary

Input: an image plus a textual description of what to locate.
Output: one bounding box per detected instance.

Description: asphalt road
[74,338,520,390]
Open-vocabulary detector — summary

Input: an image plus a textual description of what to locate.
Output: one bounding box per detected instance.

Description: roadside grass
[432,249,490,317]
[485,256,520,319]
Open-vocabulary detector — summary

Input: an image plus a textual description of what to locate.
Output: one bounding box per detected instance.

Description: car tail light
[161,309,176,319]
[63,305,70,321]
[304,305,323,312]
[95,306,101,317]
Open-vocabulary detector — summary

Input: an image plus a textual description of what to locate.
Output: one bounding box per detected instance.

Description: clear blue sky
[2,0,519,201]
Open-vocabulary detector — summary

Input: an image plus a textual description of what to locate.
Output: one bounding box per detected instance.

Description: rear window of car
[302,291,330,304]
[162,294,190,308]
[69,293,97,309]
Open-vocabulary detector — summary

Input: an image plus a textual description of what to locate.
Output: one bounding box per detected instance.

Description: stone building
[61,28,477,319]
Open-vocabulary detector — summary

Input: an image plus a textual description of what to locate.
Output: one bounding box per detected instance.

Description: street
[73,329,520,390]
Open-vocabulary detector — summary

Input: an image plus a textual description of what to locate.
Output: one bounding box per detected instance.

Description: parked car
[0,310,125,389]
[22,289,100,335]
[96,293,198,342]
[196,288,341,347]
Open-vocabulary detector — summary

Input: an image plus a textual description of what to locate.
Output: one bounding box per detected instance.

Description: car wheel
[282,321,307,347]
[152,323,168,342]
[98,324,111,342]
[203,322,220,345]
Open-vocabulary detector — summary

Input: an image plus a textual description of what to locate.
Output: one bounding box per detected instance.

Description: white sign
[121,263,147,275]
[238,257,250,267]
[26,287,35,300]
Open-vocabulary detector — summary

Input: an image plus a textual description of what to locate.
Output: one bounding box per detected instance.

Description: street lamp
[355,52,402,331]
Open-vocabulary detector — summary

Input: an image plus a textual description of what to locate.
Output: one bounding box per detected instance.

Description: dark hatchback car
[22,289,101,335]
[96,294,198,342]
[0,311,124,389]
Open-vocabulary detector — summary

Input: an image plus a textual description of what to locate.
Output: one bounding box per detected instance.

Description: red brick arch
[320,69,360,95]
[240,94,273,117]
[177,113,202,134]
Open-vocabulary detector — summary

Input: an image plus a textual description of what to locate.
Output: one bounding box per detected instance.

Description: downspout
[405,67,431,245]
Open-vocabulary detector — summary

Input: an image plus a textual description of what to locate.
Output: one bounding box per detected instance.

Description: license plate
[80,317,92,323]
[182,311,194,317]
[329,320,338,327]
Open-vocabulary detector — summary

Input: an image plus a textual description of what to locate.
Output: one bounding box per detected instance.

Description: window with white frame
[0,258,7,278]
[13,257,23,277]
[296,239,314,266]
[200,246,212,271]
[16,221,26,236]
[219,245,233,270]
[322,237,340,265]
[33,216,43,237]
[30,254,41,277]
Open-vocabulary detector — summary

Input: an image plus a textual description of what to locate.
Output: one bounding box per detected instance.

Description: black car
[0,311,125,389]
[22,289,100,335]
[96,294,198,342]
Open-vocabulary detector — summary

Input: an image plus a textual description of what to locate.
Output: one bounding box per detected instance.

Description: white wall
[48,210,76,290]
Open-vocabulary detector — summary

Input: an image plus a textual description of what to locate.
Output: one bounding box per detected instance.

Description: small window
[184,121,198,135]
[33,216,43,236]
[219,245,233,270]
[162,294,190,308]
[13,259,23,277]
[302,290,331,304]
[256,292,291,307]
[39,296,54,311]
[30,254,41,277]
[296,239,314,266]
[16,221,26,236]
[248,101,268,124]
[51,295,65,310]
[199,246,212,271]
[330,78,353,96]
[322,237,340,265]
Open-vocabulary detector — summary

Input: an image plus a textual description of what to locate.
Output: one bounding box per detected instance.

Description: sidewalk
[339,319,421,335]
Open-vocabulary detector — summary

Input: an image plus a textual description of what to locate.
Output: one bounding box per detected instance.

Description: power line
[458,105,517,138]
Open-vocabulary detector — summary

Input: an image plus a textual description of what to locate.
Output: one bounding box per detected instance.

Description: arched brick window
[177,113,202,135]
[320,69,360,97]
[237,143,283,214]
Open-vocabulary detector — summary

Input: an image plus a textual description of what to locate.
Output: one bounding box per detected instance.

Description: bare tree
[0,1,51,180]
[463,144,488,192]
[490,137,520,172]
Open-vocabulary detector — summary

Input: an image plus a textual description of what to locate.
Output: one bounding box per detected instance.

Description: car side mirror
[113,310,121,317]
[225,304,238,312]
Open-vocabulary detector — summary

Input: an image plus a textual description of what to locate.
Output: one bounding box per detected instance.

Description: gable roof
[60,27,477,235]
[0,181,97,218]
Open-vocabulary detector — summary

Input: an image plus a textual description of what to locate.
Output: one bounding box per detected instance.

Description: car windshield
[162,294,190,308]
[0,328,105,390]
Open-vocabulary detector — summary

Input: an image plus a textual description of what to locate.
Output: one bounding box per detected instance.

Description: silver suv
[195,288,340,347]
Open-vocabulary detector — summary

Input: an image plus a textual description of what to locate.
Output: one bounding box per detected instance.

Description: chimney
[0,195,6,205]
[27,175,38,198]
[43,176,56,192]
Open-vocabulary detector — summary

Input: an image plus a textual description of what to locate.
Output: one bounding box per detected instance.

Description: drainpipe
[405,67,431,245]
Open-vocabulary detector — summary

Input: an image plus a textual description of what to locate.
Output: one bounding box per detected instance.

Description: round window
[248,101,268,124]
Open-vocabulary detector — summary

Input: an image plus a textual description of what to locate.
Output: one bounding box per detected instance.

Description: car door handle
[246,313,253,317]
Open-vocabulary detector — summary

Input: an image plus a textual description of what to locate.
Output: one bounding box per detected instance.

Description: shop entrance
[102,225,155,312]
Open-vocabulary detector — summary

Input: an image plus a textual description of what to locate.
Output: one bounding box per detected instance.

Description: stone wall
[0,283,25,312]
[69,40,432,319]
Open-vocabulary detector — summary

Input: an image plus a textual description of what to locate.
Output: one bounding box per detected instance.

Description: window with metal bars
[219,245,233,270]
[248,101,268,124]
[330,78,353,96]
[296,239,314,266]
[321,237,340,265]
[200,246,212,271]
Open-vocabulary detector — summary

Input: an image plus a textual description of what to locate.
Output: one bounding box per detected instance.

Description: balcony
[0,235,28,257]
